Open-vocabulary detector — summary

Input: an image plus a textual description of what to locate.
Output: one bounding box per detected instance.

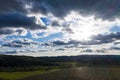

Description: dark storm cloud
[0,0,120,36]
[0,0,47,33]
[0,0,119,33]
[0,13,46,30]
[0,28,26,35]
[0,28,14,35]
[26,0,120,20]
[0,0,26,14]
[0,0,120,20]
[91,32,120,44]
[52,40,80,46]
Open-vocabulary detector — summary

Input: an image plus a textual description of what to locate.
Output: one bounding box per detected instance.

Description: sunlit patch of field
[71,67,120,80]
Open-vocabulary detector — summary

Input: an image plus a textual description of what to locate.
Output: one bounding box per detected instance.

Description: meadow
[20,67,120,80]
[0,68,59,80]
[0,67,120,80]
[1,55,120,80]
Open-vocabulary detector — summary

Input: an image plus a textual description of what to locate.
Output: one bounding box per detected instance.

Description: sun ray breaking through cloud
[0,0,120,56]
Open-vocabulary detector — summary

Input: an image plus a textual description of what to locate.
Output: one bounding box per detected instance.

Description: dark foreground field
[1,55,120,80]
[19,67,120,80]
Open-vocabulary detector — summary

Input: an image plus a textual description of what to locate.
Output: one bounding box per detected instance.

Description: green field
[1,55,120,80]
[20,67,120,80]
[1,67,120,80]
[0,69,59,80]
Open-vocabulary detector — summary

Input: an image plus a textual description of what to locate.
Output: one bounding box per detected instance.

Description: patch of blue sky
[40,17,51,26]
[110,26,120,32]
[36,32,45,37]
[34,32,63,42]
[5,31,32,41]
[5,31,34,40]
[0,41,4,45]
[4,31,63,43]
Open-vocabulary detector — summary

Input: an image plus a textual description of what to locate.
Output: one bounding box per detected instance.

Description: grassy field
[0,69,59,80]
[20,67,120,80]
[1,55,120,80]
[1,67,120,80]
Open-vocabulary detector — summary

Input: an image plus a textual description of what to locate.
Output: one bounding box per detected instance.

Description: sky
[0,0,120,56]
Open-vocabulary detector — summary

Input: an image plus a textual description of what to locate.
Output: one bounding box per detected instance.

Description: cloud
[110,47,120,50]
[51,20,60,27]
[91,32,120,44]
[39,49,48,52]
[15,28,27,36]
[82,49,93,52]
[49,32,120,47]
[1,0,120,37]
[64,45,75,48]
[55,48,65,51]
[0,28,14,35]
[50,40,92,46]
[52,40,80,46]
[26,0,120,20]
[0,13,46,30]
[62,27,74,34]
[0,13,47,36]
[2,38,36,48]
[0,0,120,20]
[0,0,26,14]
[96,49,107,53]
[0,50,17,54]
[52,40,67,45]
[2,43,22,48]
[1,0,120,56]
[0,28,27,36]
